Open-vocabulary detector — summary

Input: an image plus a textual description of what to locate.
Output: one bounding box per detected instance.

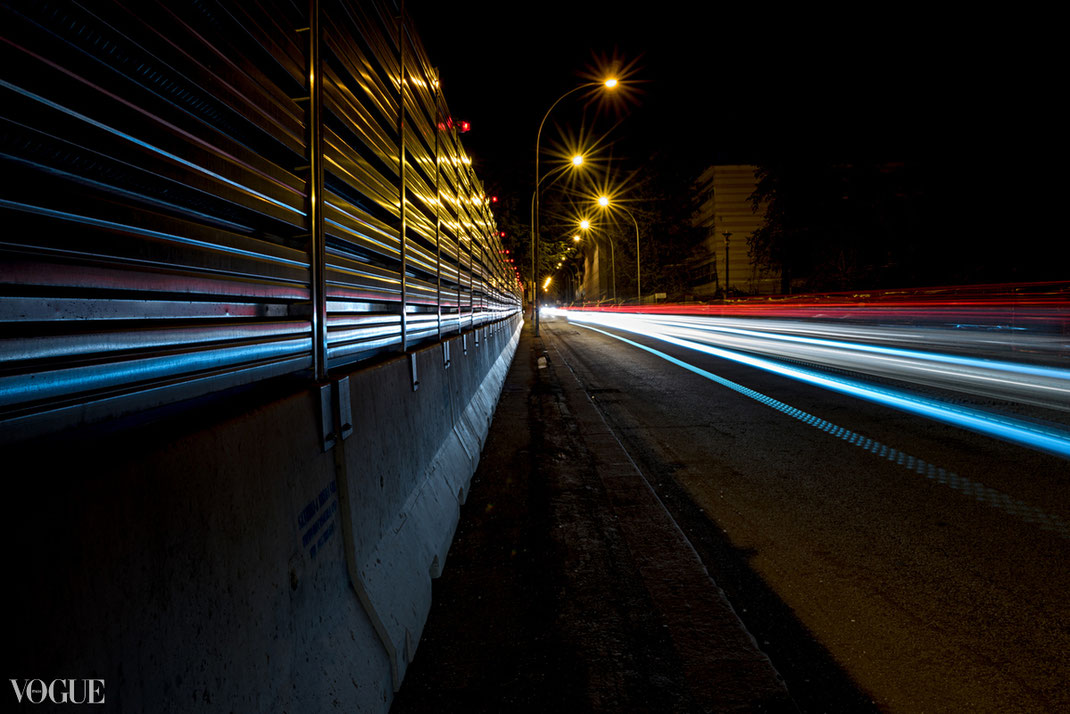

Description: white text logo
[9,679,105,705]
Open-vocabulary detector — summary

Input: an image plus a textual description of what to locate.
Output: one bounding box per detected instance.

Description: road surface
[541,309,1070,713]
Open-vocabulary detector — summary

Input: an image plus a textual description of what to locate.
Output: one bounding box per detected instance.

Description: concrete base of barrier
[341,317,522,690]
[2,315,522,713]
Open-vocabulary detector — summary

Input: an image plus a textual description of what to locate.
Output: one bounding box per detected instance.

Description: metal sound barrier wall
[1,1,522,711]
[1,0,521,440]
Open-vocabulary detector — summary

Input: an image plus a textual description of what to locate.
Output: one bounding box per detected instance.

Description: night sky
[411,3,1052,188]
[409,2,1062,278]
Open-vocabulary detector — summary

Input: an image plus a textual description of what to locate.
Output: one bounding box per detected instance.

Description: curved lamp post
[544,233,585,304]
[530,154,584,294]
[533,79,618,335]
[597,195,642,306]
[576,218,616,302]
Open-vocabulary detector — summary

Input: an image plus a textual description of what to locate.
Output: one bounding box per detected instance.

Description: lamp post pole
[578,219,614,302]
[530,157,581,319]
[608,233,616,303]
[593,227,615,302]
[534,79,617,335]
[597,197,642,306]
[617,207,641,306]
[723,231,732,297]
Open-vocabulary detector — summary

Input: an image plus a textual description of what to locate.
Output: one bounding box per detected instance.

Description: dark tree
[749,159,938,292]
[595,152,707,302]
[482,187,528,287]
[748,151,1069,293]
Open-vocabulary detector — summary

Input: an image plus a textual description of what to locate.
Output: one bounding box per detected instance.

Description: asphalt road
[540,312,1070,713]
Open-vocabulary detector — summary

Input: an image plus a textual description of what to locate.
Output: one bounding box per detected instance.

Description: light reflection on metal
[0,0,520,439]
[396,2,410,353]
[433,67,444,342]
[306,0,328,381]
[0,80,306,220]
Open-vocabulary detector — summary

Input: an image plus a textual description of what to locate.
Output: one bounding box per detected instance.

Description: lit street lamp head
[572,154,584,166]
[533,76,621,335]
[592,192,642,307]
[579,219,590,230]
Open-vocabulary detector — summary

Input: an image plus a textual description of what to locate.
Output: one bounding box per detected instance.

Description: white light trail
[557,310,1070,459]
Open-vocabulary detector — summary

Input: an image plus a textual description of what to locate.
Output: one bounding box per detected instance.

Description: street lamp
[530,154,585,312]
[533,78,618,335]
[577,218,616,302]
[597,195,642,306]
[531,155,585,223]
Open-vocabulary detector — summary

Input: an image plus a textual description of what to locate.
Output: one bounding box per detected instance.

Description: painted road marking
[572,322,1070,541]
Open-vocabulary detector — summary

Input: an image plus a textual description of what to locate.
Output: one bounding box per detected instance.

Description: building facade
[690,165,778,296]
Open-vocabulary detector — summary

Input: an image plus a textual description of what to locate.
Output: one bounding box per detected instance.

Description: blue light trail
[557,310,1070,459]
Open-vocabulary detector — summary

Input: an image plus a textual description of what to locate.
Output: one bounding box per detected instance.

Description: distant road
[542,310,1070,713]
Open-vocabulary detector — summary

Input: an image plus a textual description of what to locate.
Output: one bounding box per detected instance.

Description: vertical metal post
[723,231,732,296]
[628,209,641,307]
[533,182,539,334]
[397,1,408,352]
[306,0,327,381]
[529,189,536,326]
[467,233,473,330]
[434,69,442,342]
[609,233,616,302]
[473,237,479,327]
[456,228,462,336]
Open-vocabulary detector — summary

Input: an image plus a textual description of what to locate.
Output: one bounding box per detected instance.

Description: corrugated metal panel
[0,0,519,438]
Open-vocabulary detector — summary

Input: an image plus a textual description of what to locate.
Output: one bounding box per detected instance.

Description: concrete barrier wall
[3,315,522,713]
